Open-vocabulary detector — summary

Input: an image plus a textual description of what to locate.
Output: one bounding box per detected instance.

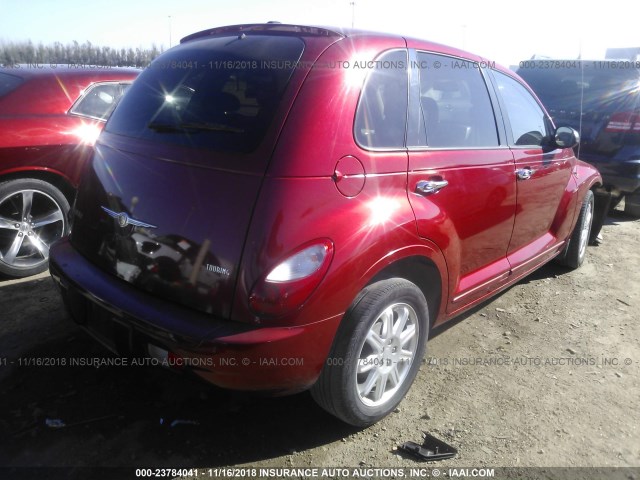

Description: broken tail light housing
[249,239,334,317]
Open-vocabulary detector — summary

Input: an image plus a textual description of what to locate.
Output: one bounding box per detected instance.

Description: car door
[406,52,517,314]
[490,71,576,272]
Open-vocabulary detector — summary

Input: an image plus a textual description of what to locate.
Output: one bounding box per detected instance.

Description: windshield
[106,35,305,153]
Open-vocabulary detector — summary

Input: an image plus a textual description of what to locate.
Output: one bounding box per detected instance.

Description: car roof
[179,23,513,76]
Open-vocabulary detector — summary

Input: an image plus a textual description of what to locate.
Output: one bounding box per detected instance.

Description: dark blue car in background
[518,59,640,218]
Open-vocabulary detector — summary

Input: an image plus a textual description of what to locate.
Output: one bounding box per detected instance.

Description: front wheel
[557,189,594,269]
[0,179,70,277]
[311,278,429,426]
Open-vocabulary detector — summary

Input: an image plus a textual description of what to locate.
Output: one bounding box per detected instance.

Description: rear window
[106,35,304,153]
[0,72,24,98]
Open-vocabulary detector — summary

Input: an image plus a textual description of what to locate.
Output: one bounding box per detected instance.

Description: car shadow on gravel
[0,278,358,469]
[607,209,639,224]
[0,335,358,467]
[0,269,495,471]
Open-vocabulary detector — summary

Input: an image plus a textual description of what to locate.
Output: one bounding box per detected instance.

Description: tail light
[249,239,334,317]
[605,112,640,133]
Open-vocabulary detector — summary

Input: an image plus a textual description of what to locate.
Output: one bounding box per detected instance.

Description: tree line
[0,40,164,68]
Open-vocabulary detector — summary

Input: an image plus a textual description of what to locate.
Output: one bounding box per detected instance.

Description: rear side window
[106,35,304,153]
[411,53,499,148]
[0,72,24,98]
[70,82,130,120]
[494,71,548,147]
[354,50,409,149]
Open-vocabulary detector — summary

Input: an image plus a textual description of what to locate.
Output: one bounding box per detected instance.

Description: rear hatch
[70,28,339,319]
[518,63,640,163]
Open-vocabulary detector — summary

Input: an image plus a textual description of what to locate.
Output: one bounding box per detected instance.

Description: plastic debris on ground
[399,432,458,461]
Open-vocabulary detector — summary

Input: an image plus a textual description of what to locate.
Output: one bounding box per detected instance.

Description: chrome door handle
[416,179,449,195]
[516,168,535,180]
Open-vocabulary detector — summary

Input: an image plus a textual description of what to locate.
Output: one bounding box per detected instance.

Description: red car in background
[0,66,138,277]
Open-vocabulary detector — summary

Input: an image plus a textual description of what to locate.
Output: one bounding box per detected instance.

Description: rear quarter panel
[234,35,449,328]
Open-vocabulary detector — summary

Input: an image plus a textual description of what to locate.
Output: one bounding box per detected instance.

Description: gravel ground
[0,208,638,480]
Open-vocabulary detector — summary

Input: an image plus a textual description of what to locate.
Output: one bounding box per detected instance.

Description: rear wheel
[557,190,594,269]
[0,179,69,277]
[311,278,429,426]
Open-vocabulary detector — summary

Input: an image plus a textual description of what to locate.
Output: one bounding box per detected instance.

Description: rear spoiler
[181,23,343,44]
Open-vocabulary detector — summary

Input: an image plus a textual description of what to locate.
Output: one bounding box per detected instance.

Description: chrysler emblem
[101,206,158,229]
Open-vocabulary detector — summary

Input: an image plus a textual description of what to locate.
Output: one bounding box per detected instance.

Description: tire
[589,189,610,245]
[623,193,640,218]
[311,278,429,427]
[557,190,594,269]
[0,179,70,277]
[608,194,622,213]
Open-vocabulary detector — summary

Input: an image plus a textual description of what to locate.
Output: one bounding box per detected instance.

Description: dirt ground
[1,207,639,480]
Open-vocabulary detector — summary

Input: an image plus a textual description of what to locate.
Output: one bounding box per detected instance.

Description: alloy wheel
[356,302,419,407]
[0,189,65,270]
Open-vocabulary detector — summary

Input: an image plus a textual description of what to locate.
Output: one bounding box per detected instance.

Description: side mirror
[554,126,580,149]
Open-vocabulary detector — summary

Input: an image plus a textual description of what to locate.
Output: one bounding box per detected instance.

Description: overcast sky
[0,0,637,67]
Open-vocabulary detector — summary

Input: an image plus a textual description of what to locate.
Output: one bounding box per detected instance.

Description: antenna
[462,24,467,50]
[350,1,356,28]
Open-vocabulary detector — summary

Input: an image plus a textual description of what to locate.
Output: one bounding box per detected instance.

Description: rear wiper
[147,122,244,133]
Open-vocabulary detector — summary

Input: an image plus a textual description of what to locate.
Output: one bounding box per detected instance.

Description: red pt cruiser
[49,24,601,426]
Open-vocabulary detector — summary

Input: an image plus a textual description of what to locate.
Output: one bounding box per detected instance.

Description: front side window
[494,71,548,146]
[412,53,499,148]
[70,82,130,120]
[354,50,408,149]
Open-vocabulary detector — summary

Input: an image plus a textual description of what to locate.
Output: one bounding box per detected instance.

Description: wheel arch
[0,168,76,205]
[363,251,446,330]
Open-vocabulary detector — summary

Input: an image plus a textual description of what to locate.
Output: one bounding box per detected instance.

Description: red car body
[49,25,602,426]
[0,66,138,276]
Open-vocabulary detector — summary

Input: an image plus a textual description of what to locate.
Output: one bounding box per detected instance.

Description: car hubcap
[578,200,593,260]
[0,189,65,269]
[356,302,419,407]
